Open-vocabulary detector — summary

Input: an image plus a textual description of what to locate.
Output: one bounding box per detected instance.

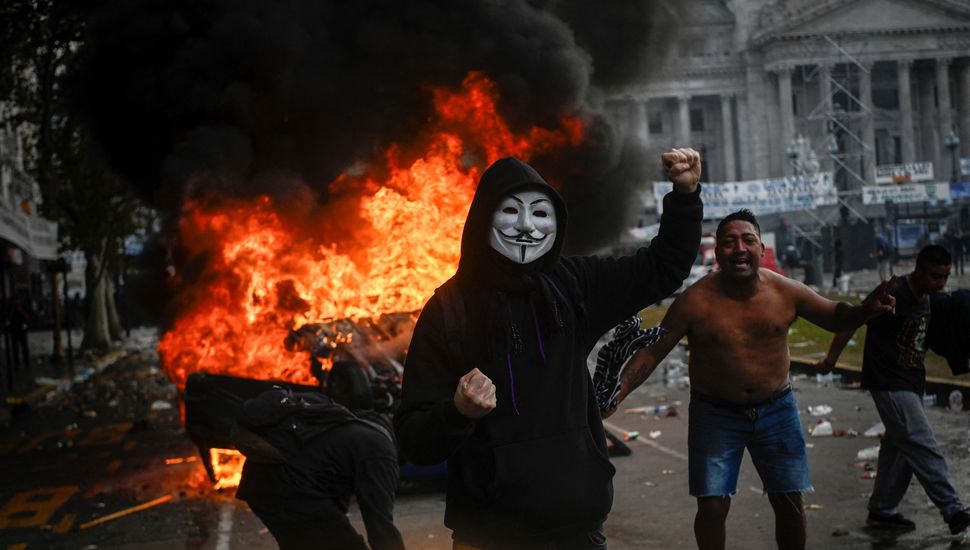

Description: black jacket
[235,389,404,550]
[928,289,970,376]
[394,157,702,543]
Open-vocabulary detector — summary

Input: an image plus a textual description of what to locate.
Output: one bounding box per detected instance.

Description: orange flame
[209,449,245,490]
[158,71,584,390]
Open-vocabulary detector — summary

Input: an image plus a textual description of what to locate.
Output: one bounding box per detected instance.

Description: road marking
[6,543,27,550]
[215,501,235,550]
[0,486,79,529]
[50,512,76,533]
[603,420,688,462]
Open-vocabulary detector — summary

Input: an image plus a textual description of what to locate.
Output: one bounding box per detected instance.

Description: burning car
[182,312,416,485]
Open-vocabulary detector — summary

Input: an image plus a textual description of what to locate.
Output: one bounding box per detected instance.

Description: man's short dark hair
[716,209,761,240]
[916,244,952,269]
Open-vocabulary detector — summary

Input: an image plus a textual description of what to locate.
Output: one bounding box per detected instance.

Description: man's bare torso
[680,271,797,405]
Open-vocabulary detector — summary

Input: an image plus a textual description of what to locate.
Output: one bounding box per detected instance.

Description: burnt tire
[328,361,374,410]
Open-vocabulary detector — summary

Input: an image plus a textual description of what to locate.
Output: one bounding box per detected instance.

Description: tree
[0,0,148,352]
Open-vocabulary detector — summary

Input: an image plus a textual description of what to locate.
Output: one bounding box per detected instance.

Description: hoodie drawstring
[506,351,520,415]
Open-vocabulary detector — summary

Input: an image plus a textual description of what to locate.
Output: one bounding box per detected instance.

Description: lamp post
[945,128,961,181]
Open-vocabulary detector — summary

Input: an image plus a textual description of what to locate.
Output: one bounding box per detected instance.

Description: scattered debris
[151,400,174,411]
[648,430,662,439]
[661,469,674,475]
[807,405,833,416]
[643,481,656,487]
[810,420,833,437]
[859,471,877,479]
[856,446,880,461]
[863,422,885,438]
[805,504,823,510]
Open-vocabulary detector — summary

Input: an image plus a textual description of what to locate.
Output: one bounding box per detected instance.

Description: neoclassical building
[609,0,970,192]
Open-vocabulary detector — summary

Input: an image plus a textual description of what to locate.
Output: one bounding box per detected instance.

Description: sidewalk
[0,328,155,428]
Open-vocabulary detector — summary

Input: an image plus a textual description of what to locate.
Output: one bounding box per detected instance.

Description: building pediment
[753,0,970,45]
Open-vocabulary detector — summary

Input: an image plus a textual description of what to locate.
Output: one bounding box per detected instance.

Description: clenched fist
[454,368,496,419]
[662,148,702,194]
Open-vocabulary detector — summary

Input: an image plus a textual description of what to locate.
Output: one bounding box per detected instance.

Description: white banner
[874,162,934,184]
[0,201,59,260]
[861,182,951,205]
[654,172,837,219]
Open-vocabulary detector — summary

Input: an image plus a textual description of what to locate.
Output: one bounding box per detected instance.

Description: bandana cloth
[593,316,667,412]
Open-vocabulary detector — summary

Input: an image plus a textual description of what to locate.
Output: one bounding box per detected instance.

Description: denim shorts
[688,387,813,497]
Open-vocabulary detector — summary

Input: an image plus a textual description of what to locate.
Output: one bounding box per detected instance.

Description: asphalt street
[1,325,969,549]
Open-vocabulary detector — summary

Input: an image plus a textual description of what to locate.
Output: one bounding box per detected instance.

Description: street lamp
[945,128,961,181]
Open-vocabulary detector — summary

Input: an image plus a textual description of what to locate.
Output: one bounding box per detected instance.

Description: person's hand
[662,148,702,194]
[862,276,897,316]
[454,368,496,419]
[601,404,618,420]
[814,357,836,375]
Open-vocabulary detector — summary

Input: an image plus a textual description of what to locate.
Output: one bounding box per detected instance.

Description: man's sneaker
[948,509,970,536]
[866,511,916,531]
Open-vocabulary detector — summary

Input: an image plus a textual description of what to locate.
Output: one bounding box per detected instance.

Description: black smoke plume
[73,0,672,254]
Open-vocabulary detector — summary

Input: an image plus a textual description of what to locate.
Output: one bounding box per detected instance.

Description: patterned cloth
[593,316,667,412]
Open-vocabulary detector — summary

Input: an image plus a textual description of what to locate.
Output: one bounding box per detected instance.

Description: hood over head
[457,157,568,282]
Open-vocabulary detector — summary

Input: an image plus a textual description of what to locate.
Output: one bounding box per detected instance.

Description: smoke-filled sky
[74,0,672,253]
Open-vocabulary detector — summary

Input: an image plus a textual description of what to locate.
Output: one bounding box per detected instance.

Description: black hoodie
[395,157,702,544]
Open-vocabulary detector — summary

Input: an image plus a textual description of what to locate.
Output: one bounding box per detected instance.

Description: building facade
[609,0,970,266]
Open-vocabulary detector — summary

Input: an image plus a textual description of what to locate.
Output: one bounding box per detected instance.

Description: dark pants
[453,525,607,550]
[260,517,368,550]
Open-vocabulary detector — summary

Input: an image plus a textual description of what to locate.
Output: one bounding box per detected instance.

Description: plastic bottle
[949,390,964,412]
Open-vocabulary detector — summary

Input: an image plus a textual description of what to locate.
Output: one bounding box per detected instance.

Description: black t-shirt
[861,276,929,393]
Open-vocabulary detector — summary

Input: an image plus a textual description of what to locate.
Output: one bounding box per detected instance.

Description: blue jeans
[688,388,812,497]
[869,390,965,521]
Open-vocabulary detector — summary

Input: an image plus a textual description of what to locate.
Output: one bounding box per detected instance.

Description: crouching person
[234,363,405,550]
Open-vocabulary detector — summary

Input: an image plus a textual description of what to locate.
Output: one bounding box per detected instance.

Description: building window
[690,108,705,132]
[648,111,663,135]
[872,88,898,110]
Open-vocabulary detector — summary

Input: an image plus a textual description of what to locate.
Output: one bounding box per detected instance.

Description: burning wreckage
[182,312,417,485]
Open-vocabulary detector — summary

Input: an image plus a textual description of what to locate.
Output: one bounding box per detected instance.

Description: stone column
[678,95,691,146]
[819,64,836,174]
[777,66,795,176]
[721,94,737,181]
[736,95,751,180]
[860,62,876,184]
[632,98,649,145]
[897,59,916,163]
[745,57,771,179]
[920,66,938,169]
[959,62,970,159]
[937,57,953,176]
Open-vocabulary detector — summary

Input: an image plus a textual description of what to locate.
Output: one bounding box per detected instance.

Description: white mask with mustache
[488,189,557,264]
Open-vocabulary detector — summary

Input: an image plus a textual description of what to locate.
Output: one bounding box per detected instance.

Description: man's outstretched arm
[794,276,896,333]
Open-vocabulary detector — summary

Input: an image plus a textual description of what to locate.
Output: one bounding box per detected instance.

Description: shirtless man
[606,209,895,550]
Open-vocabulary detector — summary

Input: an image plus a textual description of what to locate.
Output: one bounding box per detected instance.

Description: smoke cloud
[74,0,672,254]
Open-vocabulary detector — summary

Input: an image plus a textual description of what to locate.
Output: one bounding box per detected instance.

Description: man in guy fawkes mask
[396,151,703,549]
